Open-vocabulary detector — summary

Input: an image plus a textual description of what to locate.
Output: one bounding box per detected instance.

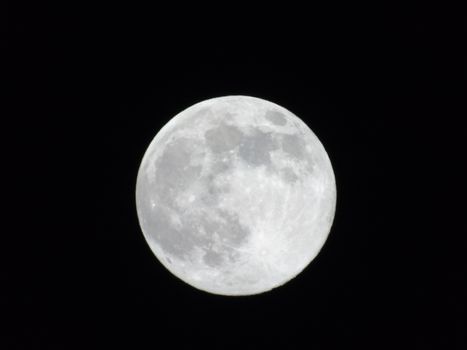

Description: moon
[135,96,336,296]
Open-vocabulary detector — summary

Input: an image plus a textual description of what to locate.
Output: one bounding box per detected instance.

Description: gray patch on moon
[207,156,232,177]
[205,122,243,153]
[141,202,251,265]
[154,137,203,206]
[281,134,305,159]
[196,210,250,250]
[205,122,282,168]
[203,249,224,267]
[265,110,287,126]
[238,129,278,167]
[197,178,223,207]
[140,204,209,259]
[140,147,252,266]
[194,170,231,208]
[216,210,250,246]
[281,167,299,183]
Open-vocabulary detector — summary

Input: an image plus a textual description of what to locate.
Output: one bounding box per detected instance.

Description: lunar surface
[135,96,336,295]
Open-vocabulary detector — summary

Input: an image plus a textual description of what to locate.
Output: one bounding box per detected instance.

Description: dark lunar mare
[139,130,251,265]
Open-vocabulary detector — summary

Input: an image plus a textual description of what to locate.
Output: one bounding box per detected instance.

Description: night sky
[6,3,466,349]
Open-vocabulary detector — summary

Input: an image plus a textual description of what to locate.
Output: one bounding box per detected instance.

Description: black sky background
[6,2,466,349]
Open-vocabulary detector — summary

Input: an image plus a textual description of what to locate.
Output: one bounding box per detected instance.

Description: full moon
[135,96,336,296]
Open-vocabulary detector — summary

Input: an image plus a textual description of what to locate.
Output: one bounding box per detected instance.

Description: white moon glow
[135,96,336,296]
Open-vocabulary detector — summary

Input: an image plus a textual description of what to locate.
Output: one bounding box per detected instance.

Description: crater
[265,110,287,126]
